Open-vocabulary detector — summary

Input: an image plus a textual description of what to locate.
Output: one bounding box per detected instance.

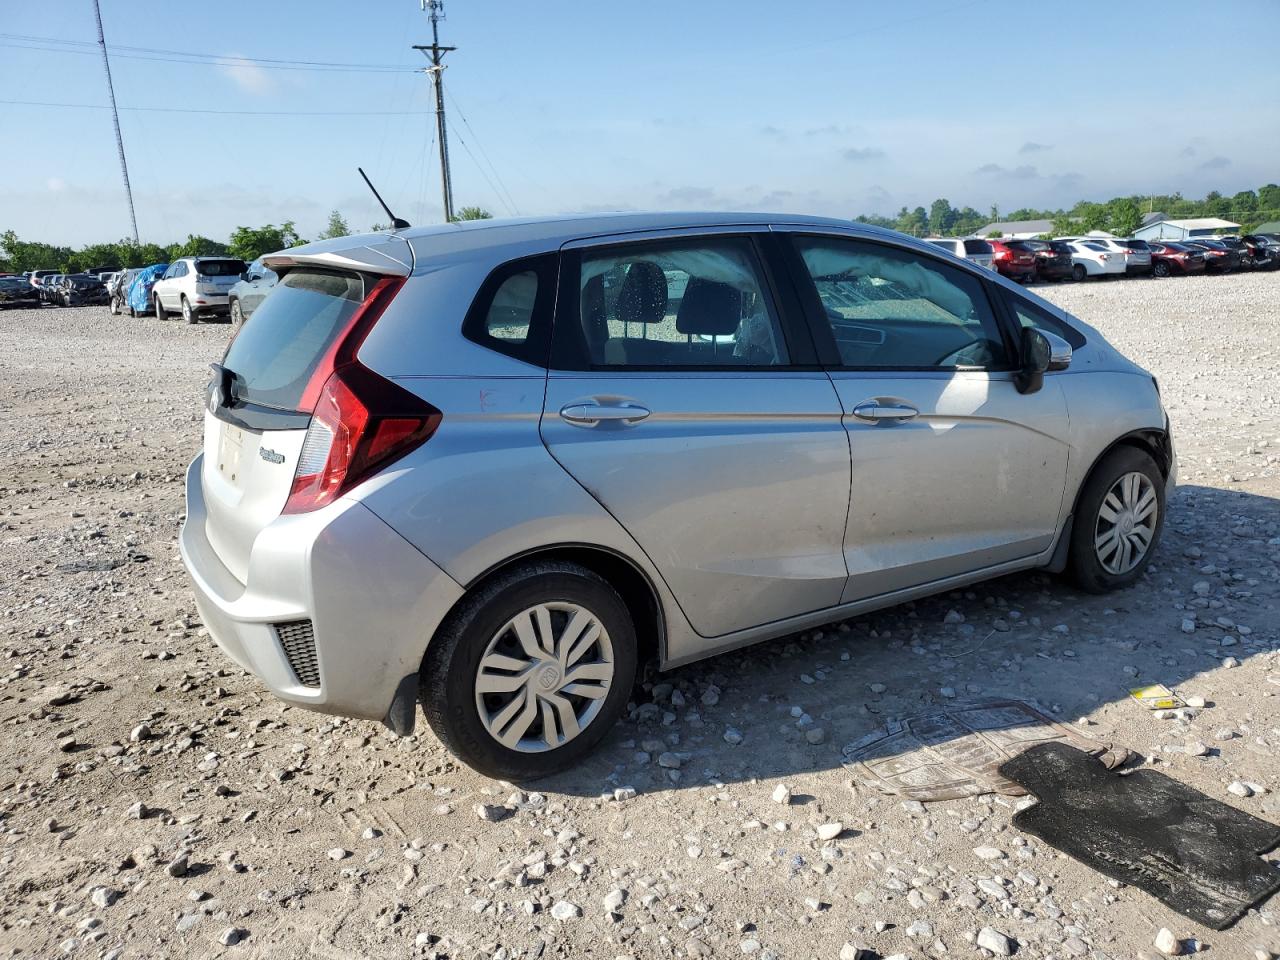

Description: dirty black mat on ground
[999,742,1280,930]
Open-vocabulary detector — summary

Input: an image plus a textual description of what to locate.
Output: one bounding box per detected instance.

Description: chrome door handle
[851,400,918,422]
[559,402,651,425]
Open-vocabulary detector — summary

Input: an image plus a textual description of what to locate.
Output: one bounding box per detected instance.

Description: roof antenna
[358,167,411,230]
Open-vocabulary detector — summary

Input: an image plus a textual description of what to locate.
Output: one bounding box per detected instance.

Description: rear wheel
[109,296,120,316]
[421,561,637,780]
[1071,264,1087,281]
[1153,261,1171,278]
[181,296,197,324]
[230,298,244,329]
[1068,446,1165,593]
[154,295,167,321]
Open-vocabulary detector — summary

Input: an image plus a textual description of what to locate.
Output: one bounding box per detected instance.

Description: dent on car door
[782,233,1071,603]
[539,231,851,641]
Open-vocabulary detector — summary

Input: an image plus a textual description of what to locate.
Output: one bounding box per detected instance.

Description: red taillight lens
[993,249,1009,260]
[282,277,441,515]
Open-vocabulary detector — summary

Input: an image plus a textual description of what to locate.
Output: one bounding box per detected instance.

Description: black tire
[1153,261,1171,278]
[1068,446,1165,593]
[109,296,120,316]
[181,296,198,324]
[421,561,637,780]
[230,298,244,329]
[1072,264,1087,281]
[154,295,167,321]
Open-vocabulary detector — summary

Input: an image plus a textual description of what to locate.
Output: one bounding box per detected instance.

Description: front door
[540,231,851,640]
[783,233,1071,602]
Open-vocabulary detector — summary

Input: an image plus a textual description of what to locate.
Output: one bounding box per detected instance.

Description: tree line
[854,184,1280,238]
[0,206,494,274]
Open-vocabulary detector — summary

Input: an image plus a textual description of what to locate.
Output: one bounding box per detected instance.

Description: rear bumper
[191,293,231,313]
[1034,260,1073,280]
[179,454,465,722]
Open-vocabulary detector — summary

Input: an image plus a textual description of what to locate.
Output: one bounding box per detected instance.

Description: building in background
[974,218,1054,239]
[1133,217,1240,241]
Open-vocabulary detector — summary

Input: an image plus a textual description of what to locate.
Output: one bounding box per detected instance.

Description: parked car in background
[1021,239,1074,282]
[108,269,137,314]
[56,273,110,307]
[1147,241,1207,277]
[29,269,59,291]
[41,274,67,303]
[1066,241,1126,280]
[1117,239,1153,275]
[227,258,279,327]
[1183,239,1240,273]
[180,212,1174,779]
[1240,235,1280,270]
[125,263,169,317]
[987,239,1037,282]
[0,276,42,309]
[152,256,247,323]
[1210,236,1260,269]
[925,237,995,270]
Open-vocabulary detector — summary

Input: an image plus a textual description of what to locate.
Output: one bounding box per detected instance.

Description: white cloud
[219,56,273,94]
[47,177,67,193]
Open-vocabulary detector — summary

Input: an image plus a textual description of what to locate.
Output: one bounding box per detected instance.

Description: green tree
[168,234,230,260]
[1051,215,1079,237]
[927,198,956,236]
[0,230,74,272]
[450,206,493,222]
[318,210,350,240]
[1106,198,1142,237]
[1257,183,1280,212]
[227,222,303,262]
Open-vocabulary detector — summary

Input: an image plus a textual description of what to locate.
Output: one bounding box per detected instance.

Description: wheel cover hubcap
[474,602,614,753]
[1094,471,1158,575]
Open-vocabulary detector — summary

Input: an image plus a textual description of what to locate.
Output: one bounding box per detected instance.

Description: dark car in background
[40,274,67,303]
[1147,242,1207,277]
[1184,239,1241,273]
[987,238,1037,282]
[0,276,42,309]
[226,258,279,327]
[1023,239,1074,282]
[56,274,110,307]
[1240,235,1280,270]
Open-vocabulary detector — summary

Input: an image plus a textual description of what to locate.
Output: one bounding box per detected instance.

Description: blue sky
[2,0,1277,246]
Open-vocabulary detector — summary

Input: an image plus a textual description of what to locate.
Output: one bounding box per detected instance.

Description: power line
[0,98,432,117]
[0,33,418,73]
[412,0,456,222]
[443,84,520,216]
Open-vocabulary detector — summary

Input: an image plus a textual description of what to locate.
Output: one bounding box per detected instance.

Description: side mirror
[1015,328,1072,394]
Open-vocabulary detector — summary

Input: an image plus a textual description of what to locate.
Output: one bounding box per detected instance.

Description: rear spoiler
[262,234,413,277]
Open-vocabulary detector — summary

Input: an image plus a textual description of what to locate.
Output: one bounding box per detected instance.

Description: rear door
[201,267,387,581]
[780,232,1071,602]
[540,228,851,638]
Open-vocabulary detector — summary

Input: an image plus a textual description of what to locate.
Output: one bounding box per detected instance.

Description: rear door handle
[559,402,651,426]
[851,400,918,423]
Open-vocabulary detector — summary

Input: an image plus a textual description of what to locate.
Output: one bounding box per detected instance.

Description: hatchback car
[152,256,247,323]
[986,239,1037,282]
[925,237,995,270]
[181,213,1175,780]
[227,258,279,327]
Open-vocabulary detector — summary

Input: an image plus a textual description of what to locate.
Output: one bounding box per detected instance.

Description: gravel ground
[1,272,1278,960]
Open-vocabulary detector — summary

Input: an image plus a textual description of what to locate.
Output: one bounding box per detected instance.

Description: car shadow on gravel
[531,484,1280,797]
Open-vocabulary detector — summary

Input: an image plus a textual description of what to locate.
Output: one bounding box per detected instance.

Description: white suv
[926,237,995,270]
[152,256,247,323]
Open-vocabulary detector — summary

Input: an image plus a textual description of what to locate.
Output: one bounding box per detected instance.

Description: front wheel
[1072,264,1087,281]
[421,561,637,780]
[230,298,245,329]
[1068,446,1165,593]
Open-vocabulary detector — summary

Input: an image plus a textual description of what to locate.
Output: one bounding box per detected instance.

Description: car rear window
[198,259,247,277]
[1122,240,1150,251]
[1006,241,1032,251]
[221,269,365,412]
[962,239,992,255]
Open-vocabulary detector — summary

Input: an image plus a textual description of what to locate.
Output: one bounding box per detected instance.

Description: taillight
[282,277,441,515]
[993,249,1009,260]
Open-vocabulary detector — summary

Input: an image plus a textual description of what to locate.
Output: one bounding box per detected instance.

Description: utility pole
[413,0,455,222]
[91,0,139,243]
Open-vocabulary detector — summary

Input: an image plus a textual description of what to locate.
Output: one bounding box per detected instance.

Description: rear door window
[462,253,557,365]
[221,269,365,411]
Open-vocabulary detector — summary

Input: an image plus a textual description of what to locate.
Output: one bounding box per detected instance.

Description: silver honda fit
[180,212,1174,779]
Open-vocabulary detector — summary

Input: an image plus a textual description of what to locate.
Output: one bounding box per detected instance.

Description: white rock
[1228,781,1253,798]
[977,926,1014,956]
[771,784,792,804]
[550,900,582,920]
[1154,927,1182,955]
[602,888,627,912]
[816,822,843,841]
[973,846,1006,861]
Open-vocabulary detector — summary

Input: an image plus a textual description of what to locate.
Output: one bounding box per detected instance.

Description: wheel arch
[432,542,667,670]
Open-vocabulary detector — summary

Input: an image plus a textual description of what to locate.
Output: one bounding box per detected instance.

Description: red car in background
[1147,241,1207,277]
[986,239,1037,282]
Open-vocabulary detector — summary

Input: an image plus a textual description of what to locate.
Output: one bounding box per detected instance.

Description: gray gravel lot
[1,272,1278,960]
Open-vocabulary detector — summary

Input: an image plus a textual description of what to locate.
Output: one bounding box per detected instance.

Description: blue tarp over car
[127,263,168,314]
